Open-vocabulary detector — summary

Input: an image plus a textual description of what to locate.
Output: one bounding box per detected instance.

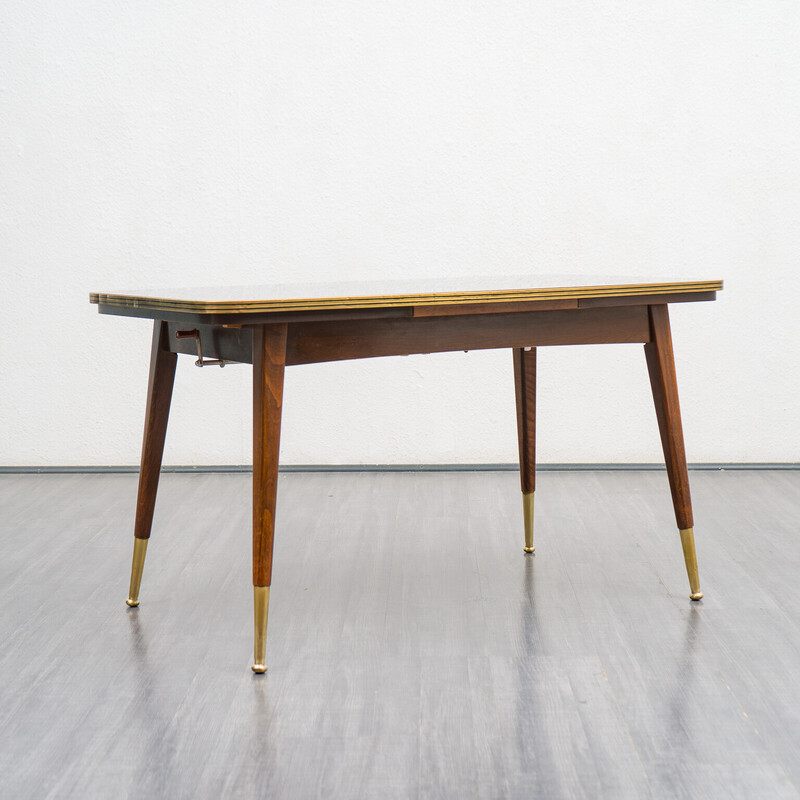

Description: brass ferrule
[523,492,535,553]
[251,586,270,673]
[126,538,148,607]
[679,528,703,600]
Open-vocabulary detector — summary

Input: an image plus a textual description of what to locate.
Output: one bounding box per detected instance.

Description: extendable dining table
[90,276,722,673]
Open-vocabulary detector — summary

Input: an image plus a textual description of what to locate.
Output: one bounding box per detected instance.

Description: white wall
[2,1,798,466]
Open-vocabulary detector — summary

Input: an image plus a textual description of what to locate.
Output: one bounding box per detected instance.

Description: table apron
[285,305,651,365]
[167,304,652,366]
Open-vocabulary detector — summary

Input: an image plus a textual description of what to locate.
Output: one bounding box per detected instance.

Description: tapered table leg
[513,347,537,553]
[251,323,288,673]
[127,320,177,607]
[644,305,703,600]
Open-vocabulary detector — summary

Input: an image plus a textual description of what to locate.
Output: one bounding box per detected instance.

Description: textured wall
[2,1,798,466]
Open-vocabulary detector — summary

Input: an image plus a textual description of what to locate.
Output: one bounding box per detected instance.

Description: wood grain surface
[644,305,694,530]
[285,306,651,366]
[252,324,287,587]
[513,347,537,494]
[133,320,177,541]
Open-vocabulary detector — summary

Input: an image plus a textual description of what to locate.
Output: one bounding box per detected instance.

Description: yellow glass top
[90,275,722,314]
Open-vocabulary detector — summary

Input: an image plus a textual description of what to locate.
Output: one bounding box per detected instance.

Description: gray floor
[2,470,800,799]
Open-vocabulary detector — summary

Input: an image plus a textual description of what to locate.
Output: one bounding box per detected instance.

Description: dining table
[90,275,722,673]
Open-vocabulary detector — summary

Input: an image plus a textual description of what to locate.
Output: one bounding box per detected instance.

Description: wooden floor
[2,470,800,799]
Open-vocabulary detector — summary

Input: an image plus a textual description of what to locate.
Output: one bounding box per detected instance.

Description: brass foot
[522,492,535,553]
[126,538,149,607]
[679,527,703,600]
[251,585,270,673]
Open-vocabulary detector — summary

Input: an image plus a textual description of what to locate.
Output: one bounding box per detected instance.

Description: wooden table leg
[251,323,288,673]
[644,304,703,600]
[513,346,537,553]
[126,320,177,607]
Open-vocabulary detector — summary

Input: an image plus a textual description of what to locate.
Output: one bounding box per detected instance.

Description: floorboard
[1,470,799,799]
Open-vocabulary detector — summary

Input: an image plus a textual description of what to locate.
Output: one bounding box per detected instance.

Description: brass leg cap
[679,528,703,601]
[126,538,148,609]
[252,586,270,675]
[522,492,534,553]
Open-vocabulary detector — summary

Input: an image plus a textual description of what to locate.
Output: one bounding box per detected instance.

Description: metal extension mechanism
[175,329,236,367]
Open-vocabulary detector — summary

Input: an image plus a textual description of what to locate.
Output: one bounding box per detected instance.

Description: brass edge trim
[91,281,723,309]
[90,280,724,314]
